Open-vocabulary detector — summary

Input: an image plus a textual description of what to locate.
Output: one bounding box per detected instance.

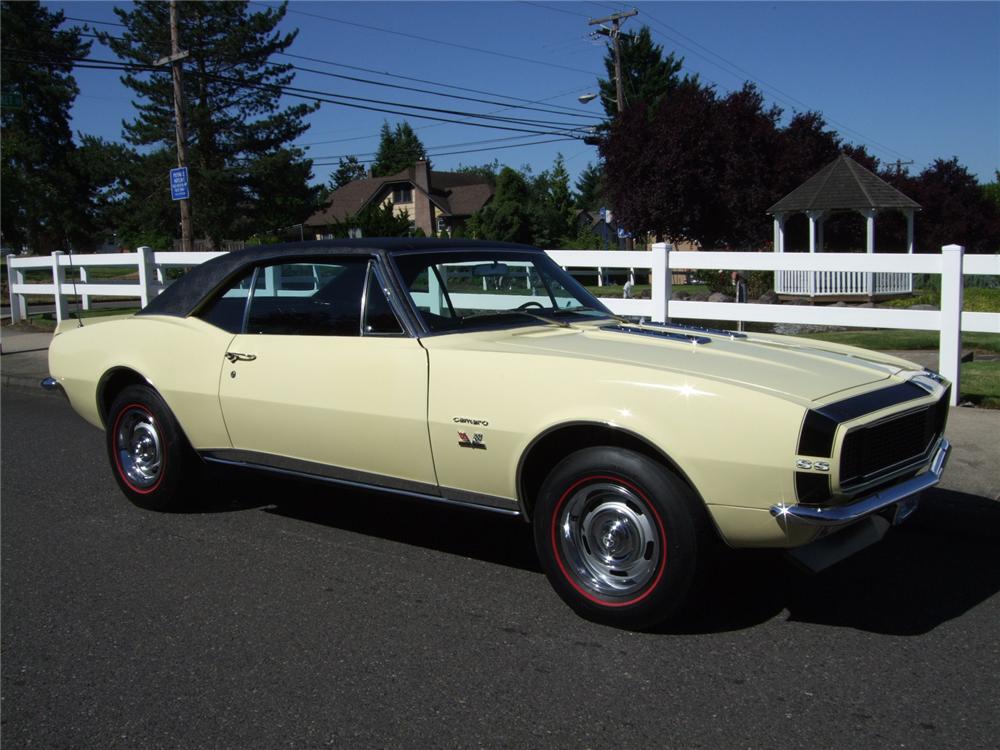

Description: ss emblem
[796,459,830,472]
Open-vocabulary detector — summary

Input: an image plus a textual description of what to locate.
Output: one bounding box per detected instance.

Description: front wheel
[533,447,708,629]
[106,384,198,511]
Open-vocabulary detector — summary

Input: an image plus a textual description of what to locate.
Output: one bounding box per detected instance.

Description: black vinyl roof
[138,237,538,318]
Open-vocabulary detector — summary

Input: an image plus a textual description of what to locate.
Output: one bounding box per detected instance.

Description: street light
[578,92,598,104]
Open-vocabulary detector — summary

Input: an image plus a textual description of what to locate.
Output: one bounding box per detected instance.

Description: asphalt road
[3,388,999,749]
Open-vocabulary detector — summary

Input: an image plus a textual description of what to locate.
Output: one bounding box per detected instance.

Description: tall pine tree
[102,1,318,245]
[1,1,90,252]
[371,121,427,177]
[598,26,687,119]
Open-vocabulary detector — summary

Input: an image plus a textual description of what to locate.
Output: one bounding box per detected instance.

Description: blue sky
[47,1,999,188]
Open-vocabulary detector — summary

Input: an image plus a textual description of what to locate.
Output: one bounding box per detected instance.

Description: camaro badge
[458,431,487,450]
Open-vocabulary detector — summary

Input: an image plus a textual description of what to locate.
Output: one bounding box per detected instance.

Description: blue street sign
[599,206,606,220]
[169,167,190,201]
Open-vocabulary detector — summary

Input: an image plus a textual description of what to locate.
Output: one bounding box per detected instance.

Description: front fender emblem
[458,431,487,450]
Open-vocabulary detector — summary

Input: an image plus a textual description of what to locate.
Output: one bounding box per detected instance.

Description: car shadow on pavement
[253,472,542,573]
[197,467,1000,636]
[666,490,1000,636]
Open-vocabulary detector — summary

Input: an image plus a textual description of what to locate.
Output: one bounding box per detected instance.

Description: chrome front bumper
[770,438,951,528]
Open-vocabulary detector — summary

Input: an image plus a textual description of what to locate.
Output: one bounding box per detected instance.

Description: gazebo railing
[776,270,913,297]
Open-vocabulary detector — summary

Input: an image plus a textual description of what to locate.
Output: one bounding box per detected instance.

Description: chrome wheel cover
[115,407,163,489]
[557,481,661,600]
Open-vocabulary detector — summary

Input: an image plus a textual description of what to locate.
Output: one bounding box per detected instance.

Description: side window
[246,260,368,336]
[363,267,404,335]
[193,268,256,333]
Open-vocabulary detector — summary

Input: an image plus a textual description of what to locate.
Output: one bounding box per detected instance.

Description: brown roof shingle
[768,154,920,214]
[306,167,493,227]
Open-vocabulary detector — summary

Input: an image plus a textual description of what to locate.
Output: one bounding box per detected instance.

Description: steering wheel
[516,301,545,310]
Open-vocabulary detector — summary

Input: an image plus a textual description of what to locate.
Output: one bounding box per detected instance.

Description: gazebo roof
[767,154,920,214]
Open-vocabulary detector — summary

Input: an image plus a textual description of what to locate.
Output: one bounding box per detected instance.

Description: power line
[311,137,577,167]
[9,51,591,139]
[69,19,600,120]
[638,9,911,160]
[287,61,602,121]
[275,53,597,118]
[307,133,557,159]
[519,2,591,19]
[249,1,602,76]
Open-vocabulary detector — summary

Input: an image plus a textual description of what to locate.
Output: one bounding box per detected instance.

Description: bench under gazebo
[768,154,920,299]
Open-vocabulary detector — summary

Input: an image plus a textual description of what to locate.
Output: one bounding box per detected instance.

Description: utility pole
[887,159,914,177]
[155,1,192,252]
[589,8,638,114]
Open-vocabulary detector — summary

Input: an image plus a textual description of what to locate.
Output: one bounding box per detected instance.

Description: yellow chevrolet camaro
[46,239,951,628]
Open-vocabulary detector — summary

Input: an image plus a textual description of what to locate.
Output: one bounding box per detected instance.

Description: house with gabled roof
[305,160,493,238]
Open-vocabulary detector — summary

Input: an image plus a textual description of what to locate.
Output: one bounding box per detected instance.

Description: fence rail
[6,244,999,405]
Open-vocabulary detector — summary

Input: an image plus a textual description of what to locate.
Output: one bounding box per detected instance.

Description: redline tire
[533,447,707,629]
[106,384,197,511]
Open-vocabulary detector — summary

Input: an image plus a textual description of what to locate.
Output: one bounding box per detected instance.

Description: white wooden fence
[6,244,999,405]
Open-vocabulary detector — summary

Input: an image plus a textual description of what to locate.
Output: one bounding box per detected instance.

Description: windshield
[390,250,613,333]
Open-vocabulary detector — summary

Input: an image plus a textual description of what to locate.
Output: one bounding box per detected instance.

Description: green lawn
[799,329,1000,353]
[586,283,709,298]
[961,361,1000,408]
[882,286,1000,313]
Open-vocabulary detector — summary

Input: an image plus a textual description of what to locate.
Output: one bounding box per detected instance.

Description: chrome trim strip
[771,438,950,527]
[599,324,711,345]
[641,321,748,339]
[199,449,521,517]
[439,486,519,512]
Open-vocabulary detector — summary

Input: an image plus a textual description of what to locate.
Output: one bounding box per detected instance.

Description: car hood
[437,322,919,402]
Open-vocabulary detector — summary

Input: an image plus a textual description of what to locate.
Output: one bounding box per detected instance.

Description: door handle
[225,352,257,363]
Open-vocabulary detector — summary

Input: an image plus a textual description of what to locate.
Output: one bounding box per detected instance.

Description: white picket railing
[776,269,913,296]
[5,244,999,405]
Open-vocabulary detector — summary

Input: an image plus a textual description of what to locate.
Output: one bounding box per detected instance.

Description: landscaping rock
[832,301,848,307]
[757,290,779,305]
[691,292,710,302]
[671,290,690,300]
[910,303,938,311]
[708,292,734,303]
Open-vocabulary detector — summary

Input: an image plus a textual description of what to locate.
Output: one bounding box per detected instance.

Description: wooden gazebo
[767,155,921,298]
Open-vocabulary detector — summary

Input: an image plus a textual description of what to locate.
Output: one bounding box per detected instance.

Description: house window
[392,186,413,204]
[436,216,448,234]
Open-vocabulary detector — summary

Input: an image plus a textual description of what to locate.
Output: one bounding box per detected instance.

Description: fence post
[939,244,964,406]
[651,242,670,323]
[137,246,156,307]
[6,253,25,324]
[51,251,68,325]
[79,266,91,310]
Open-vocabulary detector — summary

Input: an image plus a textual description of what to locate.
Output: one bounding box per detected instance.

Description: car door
[216,256,438,490]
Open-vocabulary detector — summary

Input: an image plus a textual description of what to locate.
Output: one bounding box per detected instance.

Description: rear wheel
[106,384,197,511]
[534,447,707,629]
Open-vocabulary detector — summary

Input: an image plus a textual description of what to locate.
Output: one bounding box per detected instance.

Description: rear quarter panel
[48,315,234,449]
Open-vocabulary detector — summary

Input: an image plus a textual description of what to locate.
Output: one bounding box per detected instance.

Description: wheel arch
[97,367,154,428]
[515,421,706,521]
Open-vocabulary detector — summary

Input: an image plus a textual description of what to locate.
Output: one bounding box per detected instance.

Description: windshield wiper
[558,306,627,324]
[460,309,570,328]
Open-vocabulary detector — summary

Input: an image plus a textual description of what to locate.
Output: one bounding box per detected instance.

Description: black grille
[840,390,949,489]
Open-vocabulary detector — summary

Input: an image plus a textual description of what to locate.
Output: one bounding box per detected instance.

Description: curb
[1,374,59,397]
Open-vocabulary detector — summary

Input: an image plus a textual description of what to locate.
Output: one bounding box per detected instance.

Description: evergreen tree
[454,159,502,186]
[371,121,427,177]
[465,168,533,243]
[1,1,90,252]
[330,155,367,190]
[598,26,687,119]
[531,155,576,248]
[574,162,604,209]
[102,1,317,245]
